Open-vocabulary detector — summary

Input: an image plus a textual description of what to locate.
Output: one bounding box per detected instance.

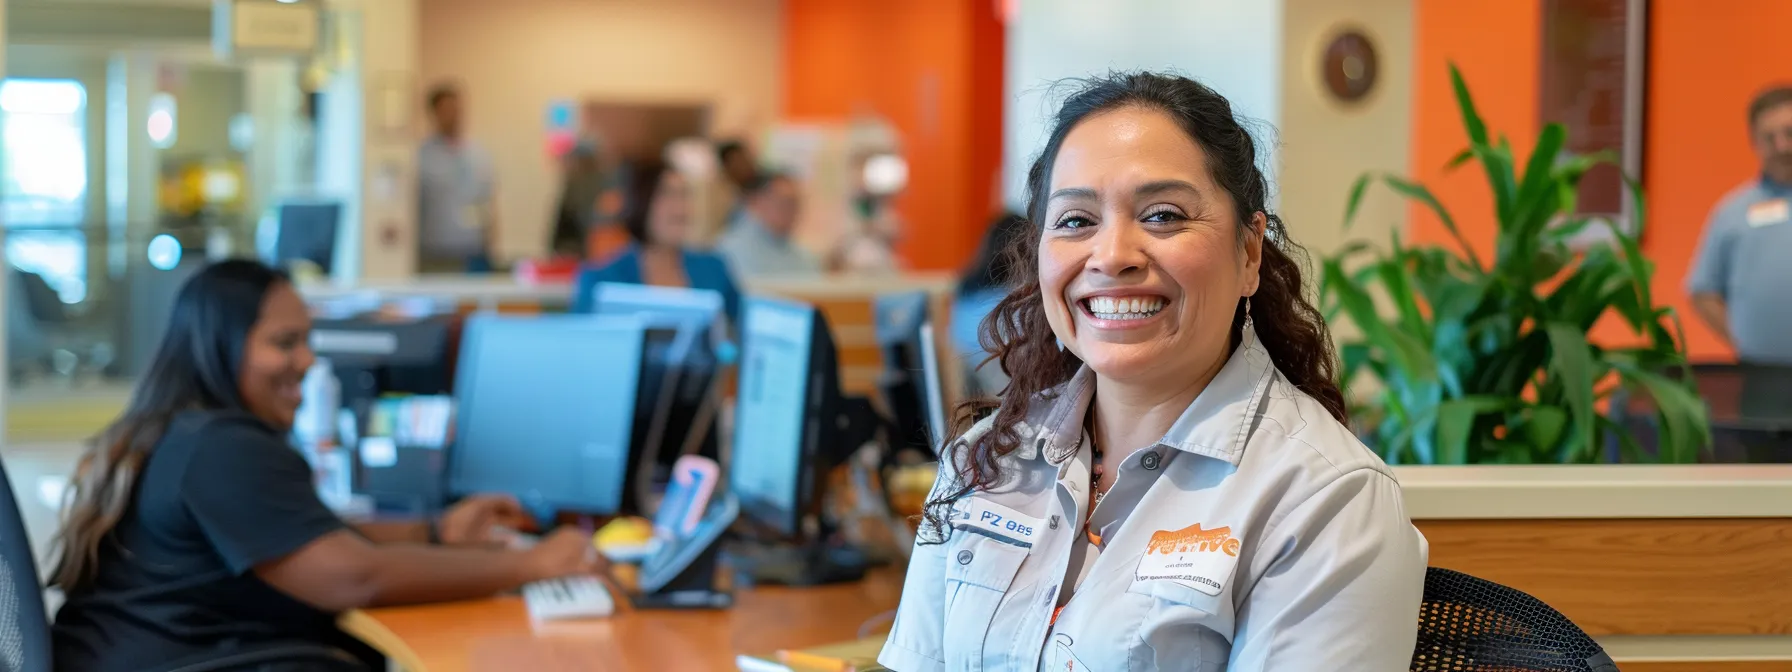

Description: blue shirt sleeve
[1687,202,1739,298]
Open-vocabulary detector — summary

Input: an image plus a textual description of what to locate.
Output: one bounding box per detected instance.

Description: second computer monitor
[732,297,820,538]
[875,291,948,456]
[448,314,645,516]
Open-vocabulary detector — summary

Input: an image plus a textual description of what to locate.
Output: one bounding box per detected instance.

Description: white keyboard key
[522,575,616,621]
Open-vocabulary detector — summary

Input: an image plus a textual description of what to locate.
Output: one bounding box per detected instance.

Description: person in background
[714,172,820,278]
[952,211,1028,395]
[49,260,604,672]
[417,84,499,273]
[716,140,759,192]
[1688,85,1792,365]
[880,72,1425,671]
[549,141,610,258]
[574,162,744,324]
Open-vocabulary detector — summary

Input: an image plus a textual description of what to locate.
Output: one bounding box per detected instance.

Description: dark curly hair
[921,71,1345,541]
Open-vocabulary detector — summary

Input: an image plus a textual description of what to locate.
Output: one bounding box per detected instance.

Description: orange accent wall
[1409,1,1541,261]
[782,0,1005,271]
[1412,0,1792,361]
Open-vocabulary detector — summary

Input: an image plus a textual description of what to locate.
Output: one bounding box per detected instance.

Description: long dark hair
[620,161,671,246]
[51,260,291,591]
[924,72,1345,538]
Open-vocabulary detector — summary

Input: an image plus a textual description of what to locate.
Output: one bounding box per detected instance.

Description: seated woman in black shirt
[49,260,603,672]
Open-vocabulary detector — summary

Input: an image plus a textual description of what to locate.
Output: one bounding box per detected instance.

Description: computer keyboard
[522,575,616,621]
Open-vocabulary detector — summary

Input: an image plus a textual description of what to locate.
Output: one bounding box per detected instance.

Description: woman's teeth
[1083,296,1166,320]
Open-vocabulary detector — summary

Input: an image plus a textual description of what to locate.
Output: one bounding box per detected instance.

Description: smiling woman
[879,72,1427,671]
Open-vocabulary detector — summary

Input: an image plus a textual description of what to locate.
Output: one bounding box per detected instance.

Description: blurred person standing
[549,141,607,257]
[1688,86,1792,364]
[417,84,499,273]
[714,172,820,278]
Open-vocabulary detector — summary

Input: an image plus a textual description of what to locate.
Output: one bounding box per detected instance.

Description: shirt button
[1049,515,1060,530]
[1142,451,1162,471]
[957,550,974,565]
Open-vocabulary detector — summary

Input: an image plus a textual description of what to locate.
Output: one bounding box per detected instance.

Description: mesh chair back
[1412,567,1617,672]
[0,456,51,672]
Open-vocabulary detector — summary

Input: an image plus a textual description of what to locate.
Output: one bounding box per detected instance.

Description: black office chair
[0,456,369,672]
[0,453,53,672]
[1411,568,1618,672]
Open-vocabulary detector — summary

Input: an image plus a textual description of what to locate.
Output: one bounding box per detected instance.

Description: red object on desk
[512,257,581,284]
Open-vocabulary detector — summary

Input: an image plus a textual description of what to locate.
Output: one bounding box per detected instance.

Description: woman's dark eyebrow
[1134,179,1202,199]
[1047,186,1098,203]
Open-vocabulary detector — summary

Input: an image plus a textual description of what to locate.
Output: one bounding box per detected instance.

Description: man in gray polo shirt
[1688,86,1792,365]
[417,84,498,273]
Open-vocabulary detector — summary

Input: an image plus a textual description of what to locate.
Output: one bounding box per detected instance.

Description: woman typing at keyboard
[48,260,606,672]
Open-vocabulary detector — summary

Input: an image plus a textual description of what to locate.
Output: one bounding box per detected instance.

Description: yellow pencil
[777,649,851,672]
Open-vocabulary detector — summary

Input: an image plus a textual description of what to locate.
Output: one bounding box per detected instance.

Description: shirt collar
[1762,173,1792,194]
[1040,325,1276,467]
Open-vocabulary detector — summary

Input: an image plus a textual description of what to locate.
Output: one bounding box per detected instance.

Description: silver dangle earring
[1242,297,1253,331]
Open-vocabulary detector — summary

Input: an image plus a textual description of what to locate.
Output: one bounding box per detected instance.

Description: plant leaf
[1614,363,1711,464]
[1544,322,1598,461]
[1444,147,1475,172]
[1438,396,1513,464]
[1382,174,1485,272]
[1343,173,1372,230]
[1448,63,1489,145]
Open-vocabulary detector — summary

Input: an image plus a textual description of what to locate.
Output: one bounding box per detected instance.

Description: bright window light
[2,78,91,303]
[0,79,86,115]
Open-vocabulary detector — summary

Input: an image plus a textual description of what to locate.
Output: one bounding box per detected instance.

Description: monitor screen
[917,321,949,454]
[589,282,724,324]
[272,199,342,272]
[731,297,815,537]
[448,315,644,516]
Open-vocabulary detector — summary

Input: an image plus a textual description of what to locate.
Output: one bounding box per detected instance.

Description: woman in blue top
[573,161,744,323]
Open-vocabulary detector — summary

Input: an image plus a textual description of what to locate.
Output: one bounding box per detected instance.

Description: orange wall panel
[782,0,1003,272]
[1410,0,1541,261]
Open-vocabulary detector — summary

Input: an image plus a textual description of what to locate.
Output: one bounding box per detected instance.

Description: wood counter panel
[1416,518,1792,636]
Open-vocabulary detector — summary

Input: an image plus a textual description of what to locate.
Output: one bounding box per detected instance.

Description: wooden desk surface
[347,569,905,672]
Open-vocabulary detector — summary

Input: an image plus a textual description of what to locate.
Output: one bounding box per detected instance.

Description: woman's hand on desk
[525,528,609,581]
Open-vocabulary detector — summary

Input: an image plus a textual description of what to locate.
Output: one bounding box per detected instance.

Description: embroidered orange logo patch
[1145,523,1241,557]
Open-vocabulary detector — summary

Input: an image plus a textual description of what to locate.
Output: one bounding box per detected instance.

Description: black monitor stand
[729,395,882,586]
[633,493,738,609]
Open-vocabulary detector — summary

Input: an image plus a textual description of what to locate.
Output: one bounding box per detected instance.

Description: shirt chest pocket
[1124,577,1236,670]
[942,535,1028,671]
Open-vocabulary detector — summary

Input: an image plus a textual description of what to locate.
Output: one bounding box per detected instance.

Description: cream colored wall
[1276,0,1414,257]
[417,0,782,263]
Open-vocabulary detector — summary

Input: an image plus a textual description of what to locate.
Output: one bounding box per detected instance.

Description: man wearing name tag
[1688,86,1792,365]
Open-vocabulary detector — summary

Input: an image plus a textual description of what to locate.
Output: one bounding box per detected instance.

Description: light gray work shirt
[879,327,1428,671]
[417,136,495,259]
[713,213,821,278]
[1686,177,1792,364]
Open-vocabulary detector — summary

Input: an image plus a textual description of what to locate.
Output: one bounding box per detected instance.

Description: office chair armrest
[156,641,369,672]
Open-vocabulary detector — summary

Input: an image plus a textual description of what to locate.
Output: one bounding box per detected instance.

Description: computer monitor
[311,314,458,411]
[874,291,948,456]
[732,297,817,539]
[586,283,728,512]
[447,314,645,517]
[311,314,460,511]
[270,198,342,273]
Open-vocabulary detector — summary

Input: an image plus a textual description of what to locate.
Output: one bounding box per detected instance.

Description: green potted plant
[1322,64,1710,465]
